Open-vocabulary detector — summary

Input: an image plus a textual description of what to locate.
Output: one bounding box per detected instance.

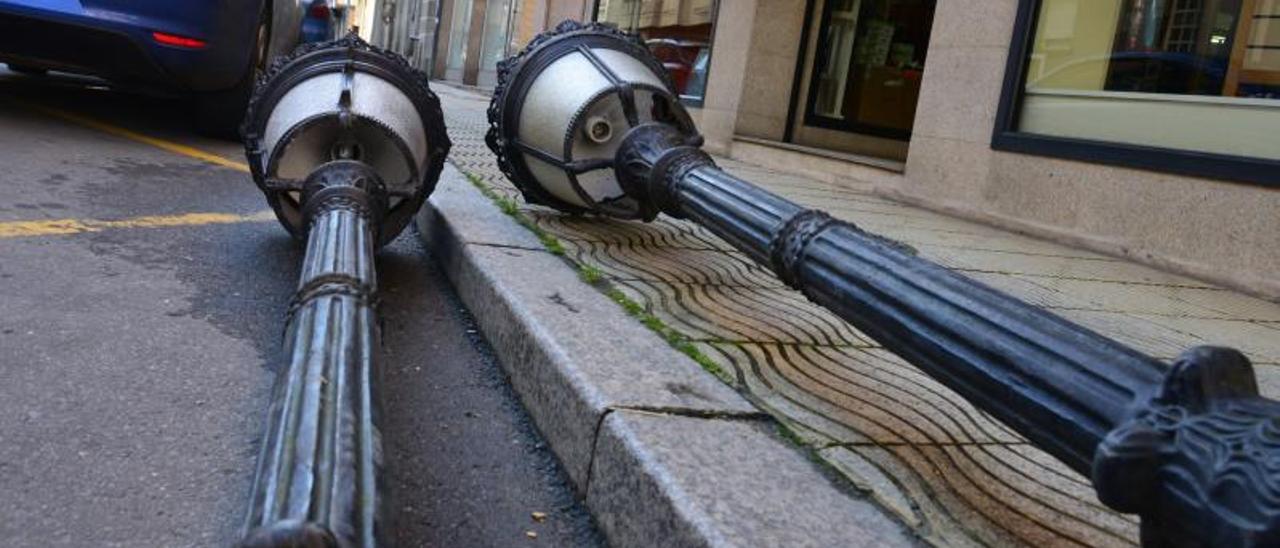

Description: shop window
[995,0,1280,186]
[802,0,935,140]
[594,0,717,105]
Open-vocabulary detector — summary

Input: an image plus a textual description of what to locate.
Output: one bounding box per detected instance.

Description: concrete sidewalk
[426,83,1280,547]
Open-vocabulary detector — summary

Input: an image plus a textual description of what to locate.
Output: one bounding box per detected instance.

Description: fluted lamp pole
[486,21,1280,547]
[238,35,449,547]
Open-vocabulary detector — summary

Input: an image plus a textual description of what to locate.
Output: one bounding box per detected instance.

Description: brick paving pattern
[434,85,1280,547]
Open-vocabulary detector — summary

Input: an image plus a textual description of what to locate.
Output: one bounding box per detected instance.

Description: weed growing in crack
[460,168,733,385]
[464,172,564,256]
[602,287,733,385]
[578,264,606,285]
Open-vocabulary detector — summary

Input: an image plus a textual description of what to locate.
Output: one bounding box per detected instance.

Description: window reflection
[1027,0,1280,99]
[804,0,935,137]
[1018,0,1280,160]
[595,0,716,103]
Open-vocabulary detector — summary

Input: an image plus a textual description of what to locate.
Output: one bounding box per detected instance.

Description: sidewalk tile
[700,341,1021,445]
[565,241,782,289]
[611,279,877,347]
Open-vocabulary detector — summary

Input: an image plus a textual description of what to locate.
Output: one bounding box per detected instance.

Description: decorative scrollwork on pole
[769,210,837,289]
[1095,346,1280,547]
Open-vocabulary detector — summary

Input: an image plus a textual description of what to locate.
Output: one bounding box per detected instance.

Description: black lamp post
[238,35,449,547]
[487,21,1280,547]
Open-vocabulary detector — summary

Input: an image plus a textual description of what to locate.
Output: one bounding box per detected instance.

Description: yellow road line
[0,219,95,238]
[0,211,275,239]
[21,102,251,173]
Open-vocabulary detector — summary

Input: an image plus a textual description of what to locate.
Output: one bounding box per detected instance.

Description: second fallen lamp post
[237,35,450,547]
[486,21,1280,547]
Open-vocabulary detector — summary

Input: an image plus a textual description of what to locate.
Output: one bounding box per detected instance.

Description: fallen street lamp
[237,34,449,547]
[487,21,1280,547]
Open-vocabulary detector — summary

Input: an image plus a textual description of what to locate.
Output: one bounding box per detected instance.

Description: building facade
[424,0,594,86]
[621,0,1280,299]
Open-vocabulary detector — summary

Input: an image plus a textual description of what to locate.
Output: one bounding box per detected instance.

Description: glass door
[791,0,935,160]
[812,0,861,119]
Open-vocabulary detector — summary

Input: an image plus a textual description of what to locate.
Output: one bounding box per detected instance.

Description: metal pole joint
[613,123,712,221]
[767,209,838,289]
[300,160,389,237]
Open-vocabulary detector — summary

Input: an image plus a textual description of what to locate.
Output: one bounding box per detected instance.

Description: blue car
[0,0,336,137]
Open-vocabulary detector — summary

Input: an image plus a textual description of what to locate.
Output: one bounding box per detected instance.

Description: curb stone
[416,164,918,547]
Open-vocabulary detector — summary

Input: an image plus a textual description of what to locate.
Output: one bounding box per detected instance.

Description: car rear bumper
[0,0,261,92]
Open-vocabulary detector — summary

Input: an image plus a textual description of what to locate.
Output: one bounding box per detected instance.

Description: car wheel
[7,64,47,76]
[194,10,270,140]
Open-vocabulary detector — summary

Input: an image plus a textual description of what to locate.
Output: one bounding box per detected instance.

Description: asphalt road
[0,67,602,547]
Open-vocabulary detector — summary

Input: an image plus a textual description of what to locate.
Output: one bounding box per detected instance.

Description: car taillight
[309,2,331,19]
[152,31,207,49]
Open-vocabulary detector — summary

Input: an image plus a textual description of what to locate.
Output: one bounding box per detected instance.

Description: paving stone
[561,239,782,289]
[830,202,1015,235]
[965,271,1279,323]
[934,444,1138,546]
[712,342,1023,445]
[919,245,1213,287]
[529,209,739,252]
[1249,364,1280,400]
[611,279,877,347]
[877,225,1111,260]
[587,410,918,548]
[1129,313,1280,364]
[844,444,1019,547]
[817,446,925,530]
[847,441,1140,547]
[704,345,891,447]
[961,271,1223,317]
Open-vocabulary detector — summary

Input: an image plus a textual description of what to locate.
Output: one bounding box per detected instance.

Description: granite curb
[415,163,918,547]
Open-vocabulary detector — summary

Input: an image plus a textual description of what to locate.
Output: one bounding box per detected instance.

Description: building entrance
[790,0,935,161]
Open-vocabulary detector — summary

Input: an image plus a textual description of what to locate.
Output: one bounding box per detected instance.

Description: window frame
[992,0,1280,188]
